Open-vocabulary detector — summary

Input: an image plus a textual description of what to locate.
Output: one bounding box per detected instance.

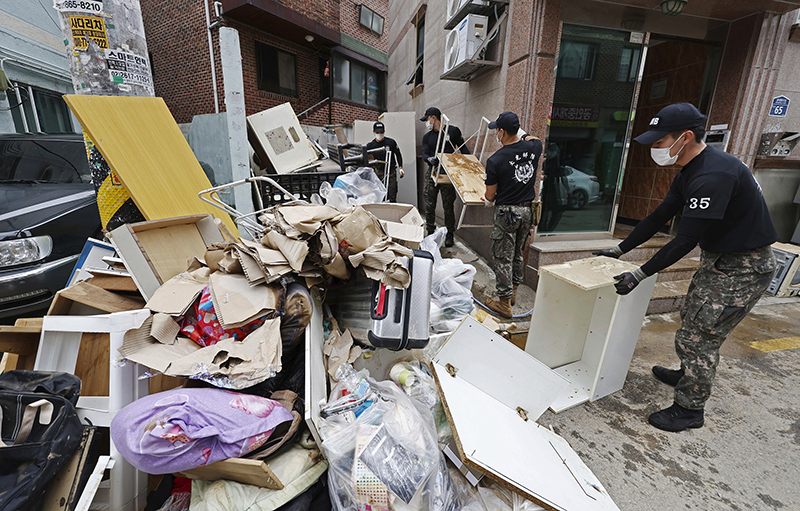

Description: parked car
[0,133,101,319]
[562,165,601,209]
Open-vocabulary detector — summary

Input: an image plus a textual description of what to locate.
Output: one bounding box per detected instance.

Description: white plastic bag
[331,167,387,205]
[422,227,476,333]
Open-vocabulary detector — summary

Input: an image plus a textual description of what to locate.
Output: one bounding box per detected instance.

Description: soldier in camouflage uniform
[365,122,404,202]
[594,103,778,432]
[483,112,543,318]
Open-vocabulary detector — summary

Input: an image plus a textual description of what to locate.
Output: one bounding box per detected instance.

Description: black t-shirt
[662,146,778,253]
[485,139,543,205]
[421,125,470,164]
[365,137,403,168]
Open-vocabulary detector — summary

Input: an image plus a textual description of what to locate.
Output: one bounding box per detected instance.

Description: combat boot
[648,402,704,432]
[652,366,684,386]
[445,232,455,247]
[485,297,512,319]
[511,285,519,305]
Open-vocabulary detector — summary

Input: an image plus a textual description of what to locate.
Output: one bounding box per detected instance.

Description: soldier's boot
[648,402,704,432]
[445,232,455,247]
[511,285,519,306]
[652,366,684,387]
[427,225,436,236]
[485,297,512,319]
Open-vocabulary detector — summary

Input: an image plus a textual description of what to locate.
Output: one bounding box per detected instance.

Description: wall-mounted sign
[769,95,790,117]
[548,105,601,128]
[650,78,668,99]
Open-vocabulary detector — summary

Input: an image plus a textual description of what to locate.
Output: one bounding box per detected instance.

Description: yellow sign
[69,15,108,50]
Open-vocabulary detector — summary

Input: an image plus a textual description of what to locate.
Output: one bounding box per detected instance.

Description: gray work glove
[613,268,648,295]
[427,156,439,168]
[593,246,624,259]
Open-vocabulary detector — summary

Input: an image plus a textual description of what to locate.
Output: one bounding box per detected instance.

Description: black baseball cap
[420,107,441,121]
[489,111,520,133]
[373,121,385,133]
[634,103,706,144]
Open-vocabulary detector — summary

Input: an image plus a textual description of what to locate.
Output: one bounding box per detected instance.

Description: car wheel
[570,189,588,209]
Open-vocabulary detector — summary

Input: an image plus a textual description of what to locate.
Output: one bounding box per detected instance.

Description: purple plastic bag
[110,388,294,474]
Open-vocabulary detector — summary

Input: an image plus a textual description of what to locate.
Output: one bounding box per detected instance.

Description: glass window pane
[333,56,350,99]
[372,14,384,35]
[34,90,72,133]
[277,51,296,96]
[9,87,28,133]
[360,6,373,29]
[417,21,425,61]
[351,64,365,104]
[366,70,379,107]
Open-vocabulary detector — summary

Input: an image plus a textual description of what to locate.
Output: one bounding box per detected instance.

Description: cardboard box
[361,203,425,249]
[109,215,225,300]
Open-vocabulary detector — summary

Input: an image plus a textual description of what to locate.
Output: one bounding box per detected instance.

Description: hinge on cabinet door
[516,407,529,421]
[445,363,458,377]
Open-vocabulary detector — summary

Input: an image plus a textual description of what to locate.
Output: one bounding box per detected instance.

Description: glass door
[538,24,645,236]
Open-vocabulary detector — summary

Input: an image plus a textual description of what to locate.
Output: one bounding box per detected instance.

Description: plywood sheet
[440,153,486,205]
[540,256,640,291]
[63,95,239,235]
[247,103,316,174]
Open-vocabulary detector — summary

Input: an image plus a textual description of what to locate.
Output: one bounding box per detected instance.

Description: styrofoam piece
[35,309,151,511]
[526,256,657,412]
[247,103,317,174]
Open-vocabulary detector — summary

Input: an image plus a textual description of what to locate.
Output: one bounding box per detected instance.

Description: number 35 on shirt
[688,197,711,209]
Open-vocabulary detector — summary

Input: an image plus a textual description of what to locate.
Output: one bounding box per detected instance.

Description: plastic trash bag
[322,168,387,211]
[388,360,452,447]
[421,228,476,333]
[320,365,456,510]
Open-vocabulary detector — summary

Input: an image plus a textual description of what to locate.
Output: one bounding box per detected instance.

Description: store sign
[769,95,790,117]
[549,105,601,127]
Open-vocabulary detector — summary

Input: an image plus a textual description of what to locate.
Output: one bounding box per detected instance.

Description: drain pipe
[204,0,219,113]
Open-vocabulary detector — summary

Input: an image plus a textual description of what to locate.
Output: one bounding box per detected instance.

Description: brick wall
[340,0,388,54]
[275,0,340,32]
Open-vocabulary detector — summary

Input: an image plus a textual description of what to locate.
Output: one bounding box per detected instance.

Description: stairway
[525,228,700,314]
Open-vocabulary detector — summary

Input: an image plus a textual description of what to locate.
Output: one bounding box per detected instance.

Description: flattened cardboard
[110,215,224,300]
[145,267,211,316]
[361,203,425,249]
[208,272,280,329]
[432,317,619,511]
[330,206,386,256]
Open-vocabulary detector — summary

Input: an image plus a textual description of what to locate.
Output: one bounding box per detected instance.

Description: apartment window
[617,47,641,82]
[557,41,599,80]
[332,54,385,108]
[359,5,384,35]
[256,42,298,97]
[9,84,73,134]
[406,18,425,86]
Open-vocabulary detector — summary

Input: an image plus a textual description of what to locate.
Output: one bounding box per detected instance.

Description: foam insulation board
[63,95,239,236]
[247,103,317,174]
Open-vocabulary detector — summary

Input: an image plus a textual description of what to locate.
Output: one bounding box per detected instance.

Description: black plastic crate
[256,172,343,207]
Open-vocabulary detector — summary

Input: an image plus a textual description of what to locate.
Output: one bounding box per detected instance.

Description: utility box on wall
[525,257,656,413]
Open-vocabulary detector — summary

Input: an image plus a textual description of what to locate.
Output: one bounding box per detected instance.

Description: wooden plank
[63,95,240,236]
[539,257,640,292]
[73,333,110,397]
[148,373,186,394]
[87,274,139,293]
[14,318,44,327]
[177,457,283,489]
[0,325,41,371]
[440,153,487,204]
[48,282,145,316]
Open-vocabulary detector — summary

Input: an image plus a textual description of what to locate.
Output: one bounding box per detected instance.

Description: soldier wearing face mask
[593,102,778,433]
[420,106,470,247]
[365,121,404,202]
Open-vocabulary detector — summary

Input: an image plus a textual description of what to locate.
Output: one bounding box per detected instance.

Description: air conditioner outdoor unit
[446,0,489,25]
[444,14,488,74]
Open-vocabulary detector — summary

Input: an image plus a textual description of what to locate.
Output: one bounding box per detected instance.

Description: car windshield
[0,139,91,184]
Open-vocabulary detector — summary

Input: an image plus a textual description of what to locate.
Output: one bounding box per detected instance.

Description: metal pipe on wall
[204,0,220,114]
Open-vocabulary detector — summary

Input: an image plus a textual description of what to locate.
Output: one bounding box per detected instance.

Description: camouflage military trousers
[423,170,456,234]
[491,204,533,298]
[674,245,776,410]
[375,164,398,203]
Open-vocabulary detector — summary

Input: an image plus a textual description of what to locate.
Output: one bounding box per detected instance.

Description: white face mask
[375,133,384,141]
[650,133,686,166]
[496,129,503,144]
[425,120,433,130]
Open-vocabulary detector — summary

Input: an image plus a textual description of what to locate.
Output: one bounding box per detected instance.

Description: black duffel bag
[0,371,83,511]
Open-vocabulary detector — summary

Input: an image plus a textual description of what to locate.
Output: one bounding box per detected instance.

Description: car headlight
[0,236,53,266]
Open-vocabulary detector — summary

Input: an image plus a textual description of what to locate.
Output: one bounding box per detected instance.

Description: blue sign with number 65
[770,95,790,117]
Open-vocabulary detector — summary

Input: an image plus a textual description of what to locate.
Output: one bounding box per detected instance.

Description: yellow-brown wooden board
[64,95,240,236]
[440,153,486,204]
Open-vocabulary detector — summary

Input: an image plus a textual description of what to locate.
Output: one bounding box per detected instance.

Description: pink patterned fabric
[179,286,266,347]
[110,388,293,474]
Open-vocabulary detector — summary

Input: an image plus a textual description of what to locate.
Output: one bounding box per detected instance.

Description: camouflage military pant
[491,204,533,298]
[674,246,776,410]
[423,169,456,234]
[375,164,398,202]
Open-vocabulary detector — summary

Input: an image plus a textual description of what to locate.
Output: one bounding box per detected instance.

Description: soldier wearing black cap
[420,106,470,247]
[593,102,778,432]
[481,111,542,318]
[365,121,404,202]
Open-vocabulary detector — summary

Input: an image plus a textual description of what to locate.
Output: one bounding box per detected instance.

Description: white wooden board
[434,317,569,421]
[248,103,317,174]
[304,293,327,448]
[433,362,620,511]
[540,256,640,291]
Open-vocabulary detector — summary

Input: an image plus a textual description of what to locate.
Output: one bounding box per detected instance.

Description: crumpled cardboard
[349,239,414,289]
[331,206,386,257]
[274,205,340,238]
[361,203,425,249]
[263,230,308,272]
[119,315,283,389]
[146,265,211,316]
[205,242,243,274]
[323,318,362,385]
[235,239,293,285]
[209,272,281,330]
